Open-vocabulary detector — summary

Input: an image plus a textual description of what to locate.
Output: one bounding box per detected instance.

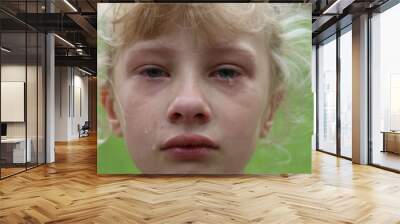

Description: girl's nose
[166,82,211,125]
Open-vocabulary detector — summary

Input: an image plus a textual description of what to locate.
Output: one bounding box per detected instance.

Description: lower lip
[163,147,214,160]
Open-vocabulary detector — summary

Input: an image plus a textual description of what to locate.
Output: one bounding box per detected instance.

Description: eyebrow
[125,44,178,57]
[206,46,257,60]
[126,40,257,56]
[124,42,258,69]
[204,45,258,72]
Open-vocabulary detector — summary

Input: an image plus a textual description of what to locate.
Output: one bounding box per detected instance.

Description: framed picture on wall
[1,81,25,122]
[97,3,313,174]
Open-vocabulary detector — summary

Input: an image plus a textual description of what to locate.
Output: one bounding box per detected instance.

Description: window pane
[371,3,400,171]
[318,36,337,154]
[340,28,352,158]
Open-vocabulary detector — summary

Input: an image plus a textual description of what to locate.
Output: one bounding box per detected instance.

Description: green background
[97,4,313,174]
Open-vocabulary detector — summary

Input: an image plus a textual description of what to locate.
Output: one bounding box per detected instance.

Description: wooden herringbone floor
[1,135,400,224]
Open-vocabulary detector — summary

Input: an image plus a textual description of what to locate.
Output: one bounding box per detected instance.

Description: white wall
[73,73,89,137]
[55,67,69,141]
[55,67,89,141]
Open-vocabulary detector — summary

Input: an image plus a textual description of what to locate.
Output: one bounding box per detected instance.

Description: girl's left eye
[211,67,242,80]
[138,67,169,78]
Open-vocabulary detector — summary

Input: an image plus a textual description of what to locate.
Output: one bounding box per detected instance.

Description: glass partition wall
[0,30,27,177]
[316,26,353,159]
[0,1,46,179]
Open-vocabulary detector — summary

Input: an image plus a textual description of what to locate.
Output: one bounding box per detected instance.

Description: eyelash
[210,66,242,81]
[138,66,169,79]
[136,65,243,81]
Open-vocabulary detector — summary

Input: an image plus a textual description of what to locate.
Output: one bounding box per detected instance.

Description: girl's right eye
[138,66,169,79]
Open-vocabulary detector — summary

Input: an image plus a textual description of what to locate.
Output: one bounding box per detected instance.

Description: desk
[382,131,400,154]
[1,138,31,163]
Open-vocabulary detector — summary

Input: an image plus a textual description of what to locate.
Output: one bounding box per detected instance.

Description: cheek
[117,76,163,116]
[115,81,165,155]
[213,83,266,151]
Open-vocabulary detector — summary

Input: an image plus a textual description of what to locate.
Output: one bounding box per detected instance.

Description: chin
[141,163,242,175]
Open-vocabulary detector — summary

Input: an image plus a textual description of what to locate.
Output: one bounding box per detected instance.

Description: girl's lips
[160,134,219,160]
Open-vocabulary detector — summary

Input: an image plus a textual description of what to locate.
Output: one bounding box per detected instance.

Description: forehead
[112,4,273,49]
[123,27,265,59]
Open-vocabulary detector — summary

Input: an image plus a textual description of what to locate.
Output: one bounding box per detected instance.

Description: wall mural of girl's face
[103,27,282,174]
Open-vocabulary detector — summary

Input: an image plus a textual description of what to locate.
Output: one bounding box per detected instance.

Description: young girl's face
[106,26,278,174]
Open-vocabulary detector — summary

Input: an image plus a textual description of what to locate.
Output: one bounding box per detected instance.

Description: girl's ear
[101,85,123,137]
[259,84,286,138]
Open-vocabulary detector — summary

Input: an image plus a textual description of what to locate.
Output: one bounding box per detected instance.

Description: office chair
[79,121,90,138]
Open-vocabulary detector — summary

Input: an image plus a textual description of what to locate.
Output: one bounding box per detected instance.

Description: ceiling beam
[323,0,356,14]
[67,13,96,39]
[55,56,96,72]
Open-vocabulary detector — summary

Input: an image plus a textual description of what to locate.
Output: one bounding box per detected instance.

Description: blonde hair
[99,3,309,88]
[98,3,312,158]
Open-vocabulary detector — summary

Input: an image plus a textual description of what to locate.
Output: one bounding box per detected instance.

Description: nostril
[168,112,209,124]
[170,113,182,122]
[195,113,207,122]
